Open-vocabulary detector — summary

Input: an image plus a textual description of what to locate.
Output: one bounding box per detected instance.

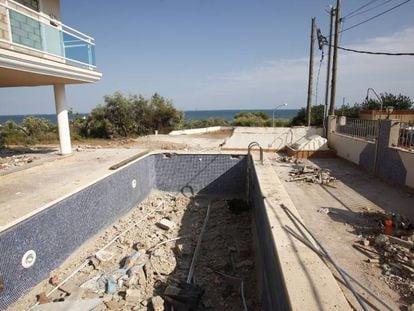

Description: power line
[340,0,412,33]
[327,44,414,55]
[345,0,394,19]
[343,0,381,18]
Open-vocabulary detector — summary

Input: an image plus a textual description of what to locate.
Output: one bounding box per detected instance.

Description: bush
[0,118,57,146]
[231,112,270,127]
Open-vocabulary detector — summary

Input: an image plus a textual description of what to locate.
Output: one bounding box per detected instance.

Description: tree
[362,92,413,110]
[336,104,361,118]
[291,105,325,126]
[149,93,183,132]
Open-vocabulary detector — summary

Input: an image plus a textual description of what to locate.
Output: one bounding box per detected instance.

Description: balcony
[0,0,99,76]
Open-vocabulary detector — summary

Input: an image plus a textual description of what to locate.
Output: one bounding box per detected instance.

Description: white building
[0,0,102,154]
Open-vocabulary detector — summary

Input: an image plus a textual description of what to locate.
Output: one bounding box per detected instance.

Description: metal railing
[336,117,378,142]
[398,122,414,151]
[0,0,96,68]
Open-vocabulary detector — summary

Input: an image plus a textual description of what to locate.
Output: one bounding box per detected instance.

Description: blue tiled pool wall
[249,159,290,311]
[0,154,247,309]
[154,153,247,195]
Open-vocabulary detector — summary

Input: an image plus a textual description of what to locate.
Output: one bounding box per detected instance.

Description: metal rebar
[280,204,369,311]
[187,201,211,283]
[213,270,248,311]
[284,225,394,311]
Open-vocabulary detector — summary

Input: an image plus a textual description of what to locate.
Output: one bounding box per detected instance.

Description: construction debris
[156,218,176,231]
[0,154,39,170]
[287,164,336,185]
[16,192,257,311]
[355,212,414,302]
[278,155,303,164]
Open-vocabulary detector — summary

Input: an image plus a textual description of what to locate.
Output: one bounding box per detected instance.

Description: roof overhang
[0,48,102,87]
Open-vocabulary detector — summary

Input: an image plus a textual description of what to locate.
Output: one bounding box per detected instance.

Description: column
[53,84,72,155]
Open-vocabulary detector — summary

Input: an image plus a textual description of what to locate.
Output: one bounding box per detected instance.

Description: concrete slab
[0,148,146,231]
[252,153,350,310]
[271,155,414,309]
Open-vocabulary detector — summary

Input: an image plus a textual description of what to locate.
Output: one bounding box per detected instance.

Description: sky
[1,0,414,114]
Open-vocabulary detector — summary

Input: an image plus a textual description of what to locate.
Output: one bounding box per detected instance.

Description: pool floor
[10,191,258,310]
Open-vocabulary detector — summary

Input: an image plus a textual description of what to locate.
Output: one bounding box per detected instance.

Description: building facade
[0,0,102,154]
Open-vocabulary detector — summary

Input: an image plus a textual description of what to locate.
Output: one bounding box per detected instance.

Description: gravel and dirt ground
[9,191,257,311]
[270,153,414,310]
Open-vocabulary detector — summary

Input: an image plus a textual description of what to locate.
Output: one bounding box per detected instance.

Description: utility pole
[324,6,334,134]
[329,0,341,115]
[306,17,316,126]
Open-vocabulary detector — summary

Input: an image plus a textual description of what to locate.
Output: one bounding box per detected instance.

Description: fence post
[388,120,400,147]
[374,119,400,176]
[327,115,337,134]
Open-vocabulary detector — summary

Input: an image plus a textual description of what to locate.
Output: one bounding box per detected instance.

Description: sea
[0,109,299,125]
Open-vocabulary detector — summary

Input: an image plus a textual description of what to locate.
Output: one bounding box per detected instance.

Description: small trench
[11,192,258,310]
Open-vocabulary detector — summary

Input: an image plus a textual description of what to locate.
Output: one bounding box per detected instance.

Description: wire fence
[399,122,414,151]
[336,117,378,142]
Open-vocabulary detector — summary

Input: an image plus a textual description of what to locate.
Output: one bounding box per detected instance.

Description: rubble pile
[17,192,257,311]
[75,145,102,152]
[287,164,336,185]
[356,212,414,304]
[278,155,303,164]
[0,154,39,170]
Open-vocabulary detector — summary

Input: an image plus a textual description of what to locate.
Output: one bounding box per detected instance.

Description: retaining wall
[328,117,414,189]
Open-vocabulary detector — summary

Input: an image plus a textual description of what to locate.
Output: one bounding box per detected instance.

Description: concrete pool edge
[251,154,350,310]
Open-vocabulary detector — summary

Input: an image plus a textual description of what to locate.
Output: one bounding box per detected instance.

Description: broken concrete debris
[95,250,114,262]
[356,212,414,302]
[278,155,303,164]
[21,192,257,310]
[0,154,39,170]
[151,295,164,311]
[287,164,336,185]
[156,218,175,230]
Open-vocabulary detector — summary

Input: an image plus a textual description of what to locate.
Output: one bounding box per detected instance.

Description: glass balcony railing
[0,0,96,68]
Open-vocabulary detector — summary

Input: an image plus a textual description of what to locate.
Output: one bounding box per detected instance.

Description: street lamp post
[272,103,288,127]
[366,88,384,118]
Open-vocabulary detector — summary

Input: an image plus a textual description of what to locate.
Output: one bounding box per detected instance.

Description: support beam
[54,84,72,155]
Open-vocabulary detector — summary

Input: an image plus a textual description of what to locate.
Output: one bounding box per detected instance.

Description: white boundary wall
[169,126,233,136]
[223,126,323,150]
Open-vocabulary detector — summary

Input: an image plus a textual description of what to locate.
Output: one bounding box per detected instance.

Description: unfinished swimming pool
[0,153,289,310]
